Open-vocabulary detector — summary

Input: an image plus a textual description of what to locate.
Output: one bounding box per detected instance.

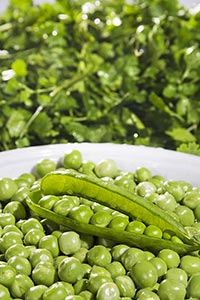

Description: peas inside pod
[0,148,200,300]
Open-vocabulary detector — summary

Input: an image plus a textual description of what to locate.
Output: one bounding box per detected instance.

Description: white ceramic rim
[0,143,199,187]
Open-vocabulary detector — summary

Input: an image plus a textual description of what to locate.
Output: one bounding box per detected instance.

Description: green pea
[158,279,186,300]
[0,212,15,227]
[0,284,11,300]
[3,201,26,220]
[114,275,136,298]
[164,268,188,286]
[80,197,93,206]
[17,173,35,186]
[90,265,112,279]
[96,282,120,300]
[0,263,16,287]
[121,247,145,271]
[114,175,136,192]
[29,248,54,267]
[82,263,92,278]
[150,257,167,278]
[39,234,59,257]
[79,160,96,176]
[21,218,44,234]
[164,181,185,202]
[135,181,157,197]
[38,195,59,210]
[152,175,166,183]
[10,273,34,298]
[53,197,78,216]
[137,289,160,300]
[180,255,200,276]
[183,190,200,209]
[149,177,165,192]
[91,202,113,213]
[24,285,48,300]
[154,192,177,212]
[86,245,112,267]
[87,275,113,294]
[94,159,118,178]
[111,244,130,261]
[175,205,195,226]
[1,224,23,238]
[74,278,87,294]
[11,186,30,203]
[73,247,88,263]
[60,281,75,296]
[42,282,70,300]
[15,178,30,188]
[158,249,180,269]
[58,256,84,284]
[0,231,23,252]
[79,290,94,300]
[63,149,82,170]
[192,222,200,234]
[130,260,158,288]
[24,228,45,246]
[0,178,18,201]
[108,215,129,231]
[58,231,81,255]
[32,261,56,286]
[135,167,152,183]
[54,255,67,270]
[8,256,32,275]
[35,158,57,177]
[52,230,62,239]
[106,261,126,278]
[187,274,200,298]
[90,211,112,227]
[15,219,25,230]
[144,224,163,239]
[69,204,93,224]
[144,251,155,261]
[126,220,146,234]
[194,203,200,221]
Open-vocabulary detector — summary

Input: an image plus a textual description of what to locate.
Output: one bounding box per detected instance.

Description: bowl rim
[0,143,199,186]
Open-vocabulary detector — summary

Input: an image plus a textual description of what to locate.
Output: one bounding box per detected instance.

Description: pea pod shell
[40,170,200,246]
[26,192,199,255]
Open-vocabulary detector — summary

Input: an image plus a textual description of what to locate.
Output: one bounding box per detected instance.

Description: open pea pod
[27,190,199,255]
[40,169,200,247]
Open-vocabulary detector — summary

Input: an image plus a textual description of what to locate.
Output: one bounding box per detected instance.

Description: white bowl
[0,143,199,187]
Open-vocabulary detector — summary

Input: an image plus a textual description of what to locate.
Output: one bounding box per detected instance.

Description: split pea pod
[39,170,200,247]
[26,191,199,255]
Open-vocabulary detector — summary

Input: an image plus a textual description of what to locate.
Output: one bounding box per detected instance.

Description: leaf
[177,142,200,156]
[6,111,26,138]
[166,128,196,143]
[11,59,27,77]
[29,112,53,138]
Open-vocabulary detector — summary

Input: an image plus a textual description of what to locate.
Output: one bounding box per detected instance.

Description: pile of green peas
[0,149,200,300]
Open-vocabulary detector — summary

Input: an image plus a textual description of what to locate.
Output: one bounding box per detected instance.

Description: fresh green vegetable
[39,169,200,246]
[1,149,200,299]
[0,0,200,154]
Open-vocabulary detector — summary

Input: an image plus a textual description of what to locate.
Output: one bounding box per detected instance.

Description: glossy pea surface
[1,149,200,300]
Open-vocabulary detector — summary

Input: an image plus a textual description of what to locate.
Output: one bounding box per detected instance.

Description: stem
[0,23,12,32]
[20,105,43,138]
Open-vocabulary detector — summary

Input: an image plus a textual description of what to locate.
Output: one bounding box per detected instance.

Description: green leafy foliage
[0,0,200,154]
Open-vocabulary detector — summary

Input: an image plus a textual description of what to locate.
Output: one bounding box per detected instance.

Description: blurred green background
[0,0,200,155]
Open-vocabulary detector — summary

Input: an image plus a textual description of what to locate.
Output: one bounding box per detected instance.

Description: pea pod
[39,170,200,247]
[26,191,199,255]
